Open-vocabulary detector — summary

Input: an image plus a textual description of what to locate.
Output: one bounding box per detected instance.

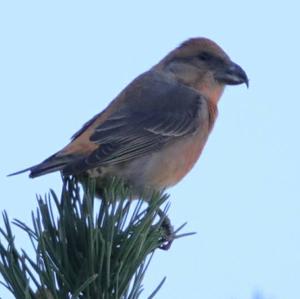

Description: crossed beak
[215,61,249,88]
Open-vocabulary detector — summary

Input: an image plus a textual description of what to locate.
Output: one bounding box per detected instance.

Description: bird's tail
[8,154,76,178]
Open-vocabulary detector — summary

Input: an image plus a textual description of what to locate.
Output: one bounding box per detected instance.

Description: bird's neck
[194,75,225,106]
[206,99,219,131]
[195,80,222,131]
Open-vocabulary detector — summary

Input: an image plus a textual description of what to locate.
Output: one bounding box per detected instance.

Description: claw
[157,209,174,250]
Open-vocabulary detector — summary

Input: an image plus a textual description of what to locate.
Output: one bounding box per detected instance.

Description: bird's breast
[145,128,210,188]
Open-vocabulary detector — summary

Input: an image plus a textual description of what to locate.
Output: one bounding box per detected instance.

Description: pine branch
[0,177,191,299]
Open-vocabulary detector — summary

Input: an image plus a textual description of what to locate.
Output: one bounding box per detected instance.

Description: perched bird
[10,37,248,198]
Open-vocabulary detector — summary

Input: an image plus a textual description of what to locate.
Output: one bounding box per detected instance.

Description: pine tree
[0,177,192,299]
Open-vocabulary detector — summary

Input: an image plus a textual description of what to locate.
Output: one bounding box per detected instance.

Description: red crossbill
[10,37,248,198]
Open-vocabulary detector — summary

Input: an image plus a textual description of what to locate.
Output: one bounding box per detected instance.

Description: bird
[10,37,248,198]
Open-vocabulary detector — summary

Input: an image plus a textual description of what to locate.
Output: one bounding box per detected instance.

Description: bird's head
[154,38,248,103]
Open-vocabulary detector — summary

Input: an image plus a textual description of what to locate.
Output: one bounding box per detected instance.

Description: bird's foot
[157,209,174,250]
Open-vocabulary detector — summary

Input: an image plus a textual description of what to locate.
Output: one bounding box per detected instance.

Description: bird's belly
[112,129,210,192]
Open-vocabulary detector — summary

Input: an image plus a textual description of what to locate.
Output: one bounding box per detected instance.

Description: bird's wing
[62,71,205,175]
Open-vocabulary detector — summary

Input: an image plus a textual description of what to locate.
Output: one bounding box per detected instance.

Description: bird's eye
[197,52,211,61]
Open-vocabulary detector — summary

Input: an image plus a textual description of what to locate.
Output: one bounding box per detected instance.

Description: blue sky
[1,1,300,299]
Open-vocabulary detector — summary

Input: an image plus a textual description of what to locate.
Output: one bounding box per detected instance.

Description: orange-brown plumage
[10,37,248,197]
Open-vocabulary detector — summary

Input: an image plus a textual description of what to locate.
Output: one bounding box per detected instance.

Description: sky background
[1,1,300,299]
